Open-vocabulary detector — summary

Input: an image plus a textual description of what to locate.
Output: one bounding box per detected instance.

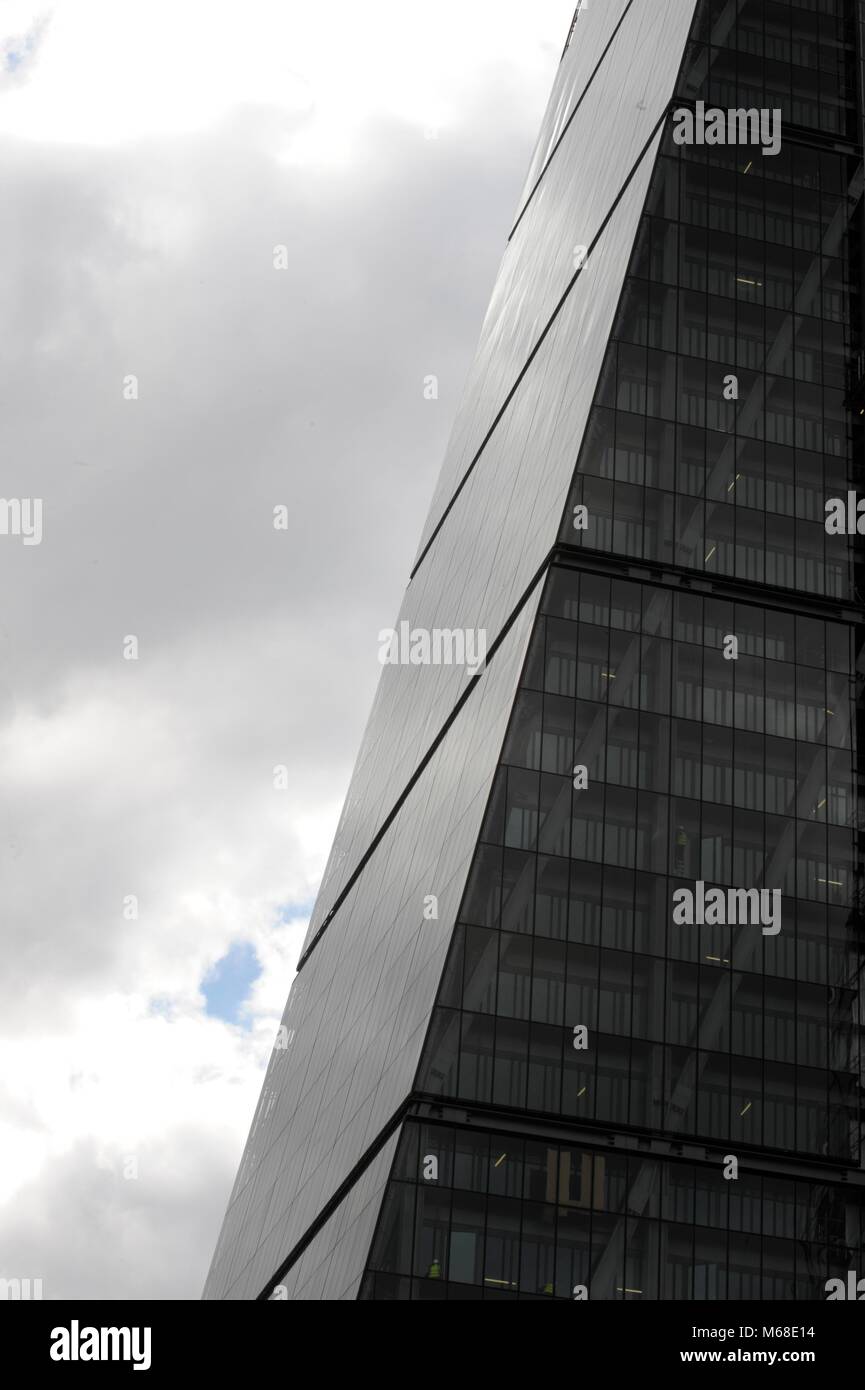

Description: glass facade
[360,1119,864,1300]
[415,567,862,1164]
[360,0,865,1301]
[563,128,862,598]
[206,0,865,1301]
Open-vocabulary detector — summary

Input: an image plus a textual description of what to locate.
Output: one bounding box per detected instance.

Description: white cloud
[0,0,570,157]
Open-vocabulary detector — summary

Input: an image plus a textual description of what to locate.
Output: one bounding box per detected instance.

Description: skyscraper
[204,0,865,1301]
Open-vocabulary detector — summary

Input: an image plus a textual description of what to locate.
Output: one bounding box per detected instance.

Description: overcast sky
[0,0,574,1299]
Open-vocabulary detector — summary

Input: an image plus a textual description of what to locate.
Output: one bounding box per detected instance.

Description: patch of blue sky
[202,941,262,1025]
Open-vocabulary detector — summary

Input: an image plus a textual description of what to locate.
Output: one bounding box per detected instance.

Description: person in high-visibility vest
[427,1258,442,1279]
